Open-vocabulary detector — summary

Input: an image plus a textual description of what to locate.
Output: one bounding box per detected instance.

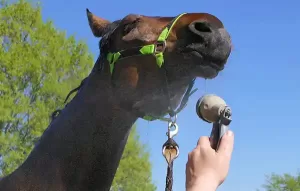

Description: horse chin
[193,65,219,79]
[132,93,184,119]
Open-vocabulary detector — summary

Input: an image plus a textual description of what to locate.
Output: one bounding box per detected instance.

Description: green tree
[0,1,156,190]
[111,125,157,191]
[258,172,300,191]
[0,0,94,175]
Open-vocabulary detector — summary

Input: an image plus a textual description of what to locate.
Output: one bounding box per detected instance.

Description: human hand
[185,130,234,191]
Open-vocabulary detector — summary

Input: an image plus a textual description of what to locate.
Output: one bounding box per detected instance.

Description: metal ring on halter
[167,122,178,139]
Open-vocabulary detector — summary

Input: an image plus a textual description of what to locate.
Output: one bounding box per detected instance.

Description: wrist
[186,174,219,191]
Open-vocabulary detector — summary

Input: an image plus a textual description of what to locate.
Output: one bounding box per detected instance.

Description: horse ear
[86,9,111,37]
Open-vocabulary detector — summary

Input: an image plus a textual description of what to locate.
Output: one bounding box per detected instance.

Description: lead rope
[162,119,179,191]
[165,157,174,190]
[160,65,195,191]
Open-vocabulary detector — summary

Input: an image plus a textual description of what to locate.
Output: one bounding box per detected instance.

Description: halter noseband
[104,13,197,121]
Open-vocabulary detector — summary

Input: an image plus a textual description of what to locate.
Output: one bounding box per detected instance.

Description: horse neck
[1,65,138,191]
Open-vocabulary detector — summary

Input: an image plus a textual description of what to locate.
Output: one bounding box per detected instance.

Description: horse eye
[123,23,135,35]
[123,18,140,35]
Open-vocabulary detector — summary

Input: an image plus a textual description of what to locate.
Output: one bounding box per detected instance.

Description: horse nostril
[193,22,212,33]
[188,21,212,44]
[189,21,212,39]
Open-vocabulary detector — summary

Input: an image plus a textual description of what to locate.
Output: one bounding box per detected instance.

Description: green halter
[106,13,186,74]
[105,13,197,121]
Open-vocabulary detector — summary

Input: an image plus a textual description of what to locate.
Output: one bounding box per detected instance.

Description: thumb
[217,130,234,158]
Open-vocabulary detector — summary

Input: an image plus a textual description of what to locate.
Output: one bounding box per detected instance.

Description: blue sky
[40,0,300,190]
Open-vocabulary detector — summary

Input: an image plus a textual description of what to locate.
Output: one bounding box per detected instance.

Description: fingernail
[227,130,233,136]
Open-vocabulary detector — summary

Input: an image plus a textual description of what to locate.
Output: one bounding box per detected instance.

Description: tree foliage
[258,172,300,191]
[0,1,156,190]
[111,125,157,191]
[0,0,94,175]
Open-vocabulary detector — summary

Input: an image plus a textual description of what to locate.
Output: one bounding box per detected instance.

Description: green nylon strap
[106,13,186,74]
[107,52,121,74]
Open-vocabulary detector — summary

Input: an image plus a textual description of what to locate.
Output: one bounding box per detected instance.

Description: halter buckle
[154,41,166,54]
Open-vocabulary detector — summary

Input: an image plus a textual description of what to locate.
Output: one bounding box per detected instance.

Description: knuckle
[198,136,208,147]
[188,150,198,159]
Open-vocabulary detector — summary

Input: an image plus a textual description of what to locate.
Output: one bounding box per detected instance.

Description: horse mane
[50,20,122,122]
